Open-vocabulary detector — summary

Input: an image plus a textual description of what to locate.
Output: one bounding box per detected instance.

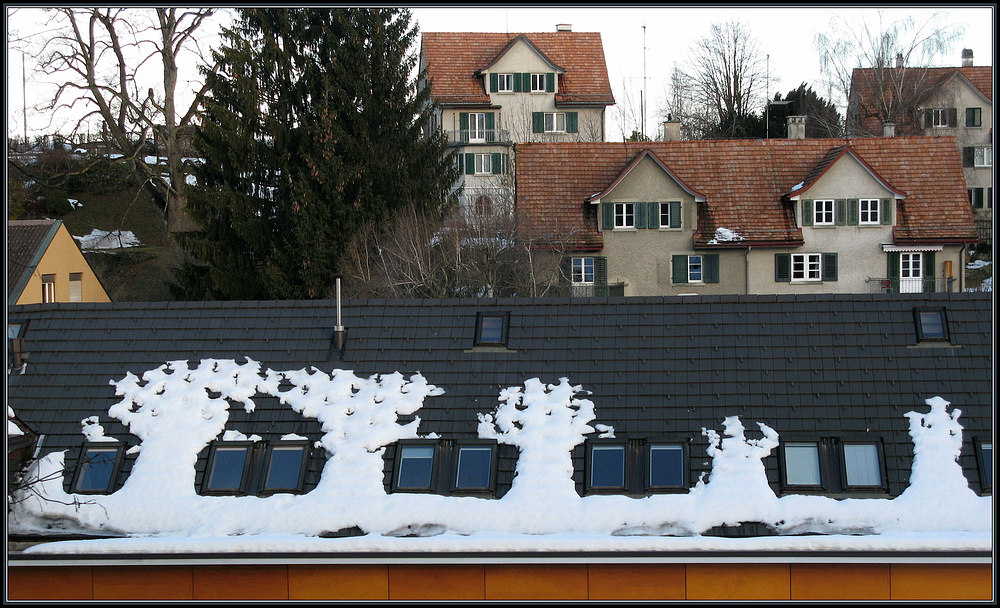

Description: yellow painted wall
[14,223,110,305]
[7,562,993,601]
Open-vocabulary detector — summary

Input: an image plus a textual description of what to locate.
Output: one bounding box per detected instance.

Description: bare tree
[12,8,225,232]
[814,9,965,136]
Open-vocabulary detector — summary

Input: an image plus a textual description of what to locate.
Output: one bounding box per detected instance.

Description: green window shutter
[923,252,936,292]
[646,202,659,229]
[595,257,608,285]
[802,200,813,226]
[847,199,859,225]
[465,153,475,175]
[881,198,893,225]
[704,254,720,283]
[966,107,978,127]
[887,252,900,292]
[459,112,469,142]
[566,112,578,133]
[947,108,958,127]
[602,202,614,230]
[521,73,531,92]
[822,253,838,282]
[513,73,523,93]
[923,109,933,128]
[491,153,503,174]
[546,73,555,93]
[486,113,495,142]
[672,255,688,284]
[835,199,847,225]
[963,147,975,167]
[669,201,682,228]
[635,201,646,229]
[532,112,544,133]
[775,253,791,282]
[490,73,498,93]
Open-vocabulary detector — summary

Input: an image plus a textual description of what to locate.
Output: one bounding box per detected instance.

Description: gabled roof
[587,148,706,204]
[515,137,978,250]
[420,31,615,107]
[8,219,62,305]
[789,145,907,200]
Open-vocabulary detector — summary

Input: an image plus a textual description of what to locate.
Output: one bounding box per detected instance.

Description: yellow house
[7,219,111,305]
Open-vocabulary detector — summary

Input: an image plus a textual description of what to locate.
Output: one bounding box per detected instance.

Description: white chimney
[787,115,806,139]
[962,48,974,67]
[895,53,904,68]
[662,116,681,141]
[556,23,572,32]
[883,122,896,137]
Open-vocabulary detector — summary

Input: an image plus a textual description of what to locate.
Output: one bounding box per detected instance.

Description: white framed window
[572,257,595,284]
[859,199,880,224]
[543,112,566,133]
[613,202,635,228]
[69,272,83,302]
[813,199,834,225]
[791,253,822,281]
[473,153,492,175]
[496,73,514,93]
[530,73,547,92]
[468,112,486,142]
[974,147,992,167]
[688,255,704,283]
[41,274,55,303]
[659,202,672,227]
[932,108,949,127]
[899,252,923,293]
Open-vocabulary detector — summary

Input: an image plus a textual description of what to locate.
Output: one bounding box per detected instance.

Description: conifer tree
[177,8,456,299]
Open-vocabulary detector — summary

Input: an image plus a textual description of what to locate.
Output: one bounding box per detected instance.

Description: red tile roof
[420,31,615,107]
[849,66,992,136]
[515,137,977,251]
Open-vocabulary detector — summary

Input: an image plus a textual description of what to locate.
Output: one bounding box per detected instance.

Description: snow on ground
[8,359,992,555]
[74,229,141,250]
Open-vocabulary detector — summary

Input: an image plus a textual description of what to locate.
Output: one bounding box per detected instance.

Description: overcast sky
[5,5,994,141]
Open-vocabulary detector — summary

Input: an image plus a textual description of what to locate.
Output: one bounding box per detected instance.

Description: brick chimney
[662,116,681,141]
[556,23,572,32]
[962,48,974,67]
[787,115,806,139]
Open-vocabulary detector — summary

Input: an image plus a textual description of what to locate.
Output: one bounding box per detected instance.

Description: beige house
[419,26,615,217]
[7,219,110,306]
[516,130,978,297]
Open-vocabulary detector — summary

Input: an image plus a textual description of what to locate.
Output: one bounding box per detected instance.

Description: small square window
[783,442,822,486]
[965,107,982,128]
[261,443,309,494]
[543,112,566,133]
[475,313,508,346]
[530,73,547,92]
[648,444,685,488]
[914,307,949,341]
[613,202,635,228]
[589,443,626,489]
[395,443,436,490]
[203,442,252,494]
[859,199,880,224]
[74,445,123,493]
[572,257,595,284]
[932,108,949,128]
[842,443,883,488]
[454,444,494,491]
[497,73,514,92]
[813,200,835,225]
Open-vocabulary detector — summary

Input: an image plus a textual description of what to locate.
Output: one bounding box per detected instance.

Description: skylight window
[588,443,626,490]
[73,445,123,493]
[203,443,252,494]
[914,307,949,341]
[261,443,309,494]
[475,313,509,346]
[453,444,494,491]
[782,442,822,487]
[842,443,884,488]
[395,443,436,491]
[648,443,685,489]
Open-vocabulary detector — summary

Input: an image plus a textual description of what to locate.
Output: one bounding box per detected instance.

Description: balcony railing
[865,277,960,294]
[445,129,512,145]
[552,283,627,298]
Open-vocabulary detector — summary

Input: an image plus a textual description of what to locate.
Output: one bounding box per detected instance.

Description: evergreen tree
[176,8,457,300]
[765,84,843,139]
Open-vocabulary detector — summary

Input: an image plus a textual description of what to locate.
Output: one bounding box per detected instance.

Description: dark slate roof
[7,220,60,305]
[6,293,993,500]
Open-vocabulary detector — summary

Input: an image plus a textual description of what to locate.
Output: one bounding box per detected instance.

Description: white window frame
[899,252,923,293]
[859,199,880,224]
[468,112,487,143]
[974,147,992,167]
[473,153,492,175]
[932,108,949,128]
[572,257,595,285]
[813,199,834,225]
[543,112,566,133]
[496,73,514,93]
[530,73,547,92]
[688,255,704,283]
[41,274,55,303]
[613,202,635,229]
[791,253,822,282]
[69,272,83,303]
[659,202,672,227]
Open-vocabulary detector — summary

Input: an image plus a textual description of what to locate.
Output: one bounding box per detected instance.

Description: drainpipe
[745,246,752,295]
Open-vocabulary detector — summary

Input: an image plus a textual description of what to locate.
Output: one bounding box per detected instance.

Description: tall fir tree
[176,8,457,300]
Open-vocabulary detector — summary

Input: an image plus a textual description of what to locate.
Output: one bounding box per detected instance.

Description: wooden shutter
[532,112,544,133]
[490,73,498,93]
[947,108,958,127]
[485,113,495,142]
[546,73,555,93]
[521,73,532,92]
[887,252,900,292]
[646,202,659,229]
[923,252,936,293]
[822,253,838,282]
[881,198,893,225]
[669,201,682,228]
[835,199,847,225]
[775,253,791,282]
[459,112,469,142]
[704,254,720,283]
[602,202,614,230]
[802,200,813,226]
[923,109,933,129]
[566,112,578,133]
[634,202,646,229]
[672,255,688,284]
[963,147,975,167]
[465,153,475,175]
[595,257,608,285]
[491,153,503,174]
[847,199,859,225]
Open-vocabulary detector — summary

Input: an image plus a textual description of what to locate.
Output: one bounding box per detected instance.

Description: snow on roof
[9,359,992,555]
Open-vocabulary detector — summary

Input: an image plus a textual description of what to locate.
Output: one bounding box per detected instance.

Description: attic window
[976,440,992,491]
[475,313,509,346]
[73,444,124,494]
[841,442,884,488]
[41,274,55,304]
[261,442,310,494]
[648,443,686,489]
[203,442,253,495]
[914,307,949,342]
[782,442,823,487]
[394,442,437,491]
[588,442,627,490]
[453,443,495,492]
